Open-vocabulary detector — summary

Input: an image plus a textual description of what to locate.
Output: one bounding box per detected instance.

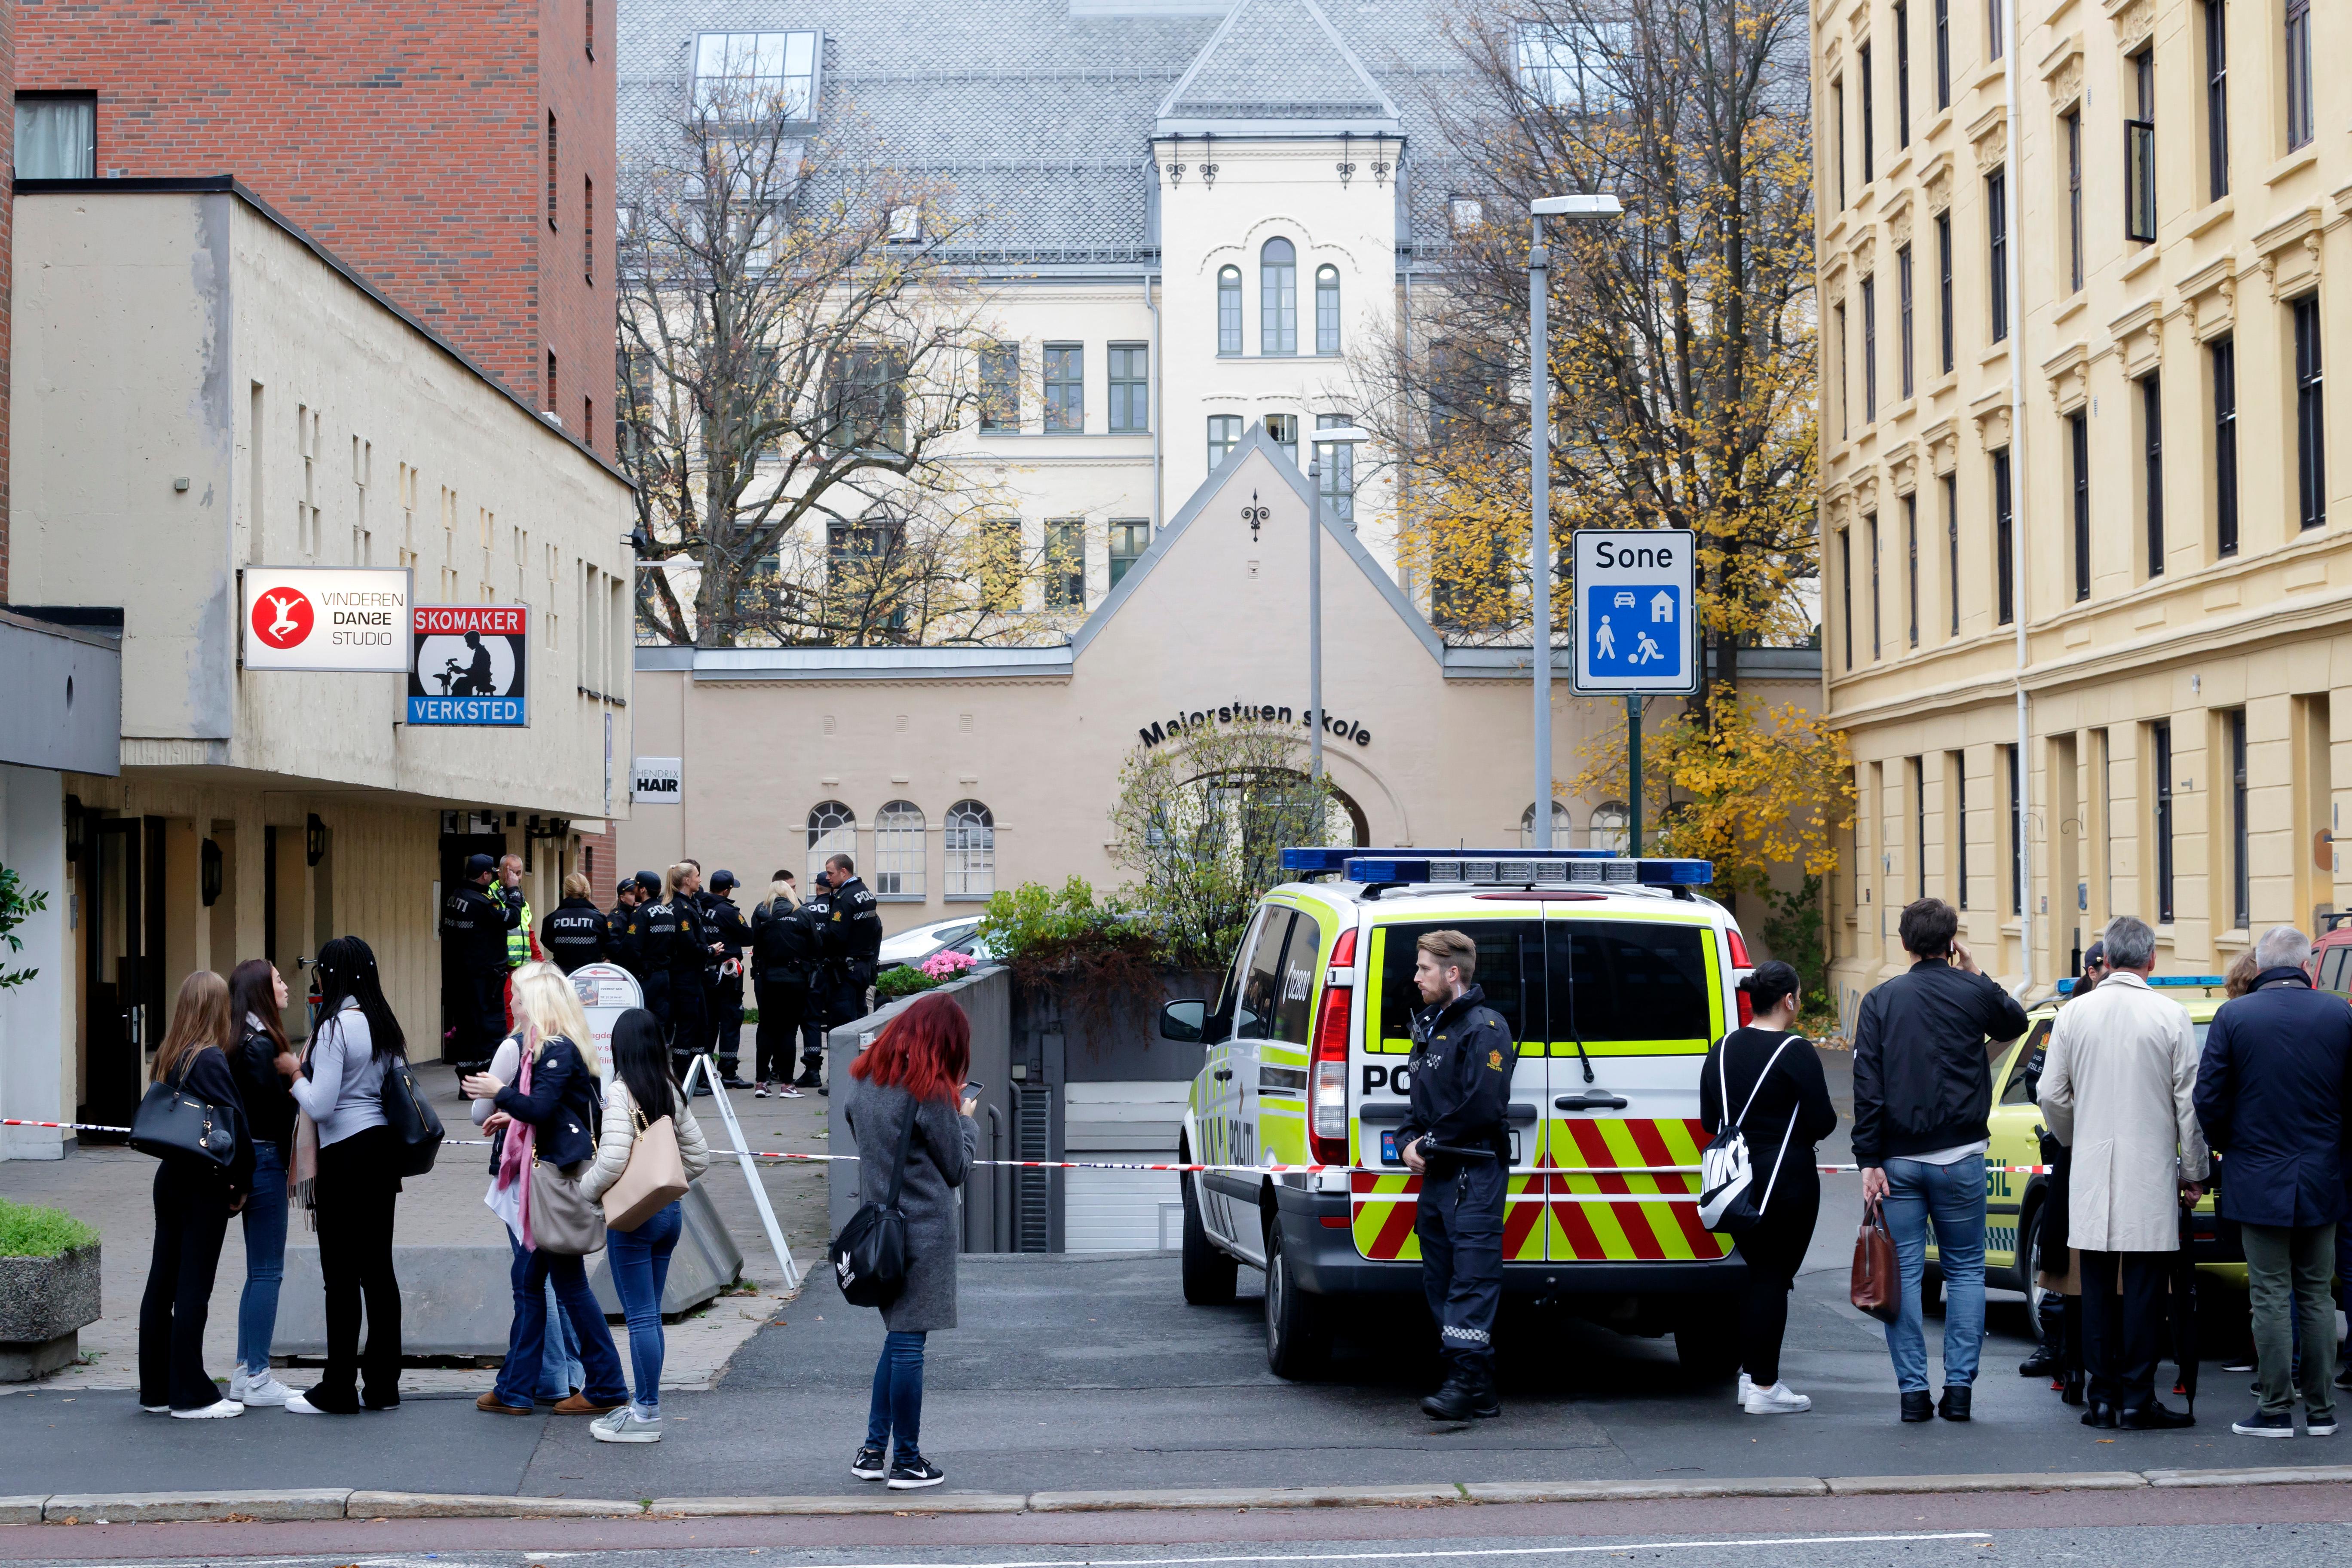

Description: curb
[13,1465,2352,1524]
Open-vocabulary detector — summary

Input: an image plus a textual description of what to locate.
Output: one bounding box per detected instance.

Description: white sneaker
[777,1084,804,1098]
[170,1399,245,1420]
[284,1393,327,1415]
[140,1403,169,1415]
[239,1372,296,1407]
[1743,1381,1813,1415]
[590,1407,664,1443]
[753,1082,770,1098]
[1737,1372,1753,1406]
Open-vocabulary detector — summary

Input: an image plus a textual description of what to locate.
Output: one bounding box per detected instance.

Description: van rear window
[1374,920,1543,1048]
[1370,918,1713,1050]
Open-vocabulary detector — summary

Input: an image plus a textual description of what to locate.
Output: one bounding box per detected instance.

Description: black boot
[2118,1400,2195,1430]
[1421,1372,1484,1422]
[793,1064,823,1089]
[1466,1367,1501,1419]
[1900,1390,1934,1422]
[2020,1293,2065,1376]
[1938,1385,1972,1422]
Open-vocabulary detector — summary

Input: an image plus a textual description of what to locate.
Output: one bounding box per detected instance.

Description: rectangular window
[1914,758,1928,898]
[1895,2,1912,145]
[2153,720,2176,923]
[1861,276,1878,420]
[2296,294,2326,529]
[2205,0,2229,200]
[1108,343,1149,433]
[691,31,820,120]
[2070,409,2092,600]
[1936,211,1955,374]
[2142,374,2164,576]
[1993,448,2015,625]
[1953,753,1971,907]
[547,112,559,228]
[1264,413,1298,465]
[824,346,906,452]
[2005,742,2023,914]
[1207,413,1243,472]
[2065,111,2084,291]
[2230,707,2250,930]
[1987,168,2009,342]
[585,0,594,58]
[1835,81,1848,207]
[15,94,96,178]
[584,175,594,281]
[547,352,559,419]
[1043,343,1084,433]
[2214,335,2239,555]
[2286,0,2314,151]
[1860,44,1875,184]
[1944,472,1960,637]
[1868,512,1883,660]
[1898,245,1915,399]
[1835,303,1850,439]
[1108,519,1150,588]
[1935,0,1951,109]
[1315,413,1357,523]
[1840,526,1855,670]
[1905,492,1920,647]
[1989,0,2006,58]
[2126,50,2156,243]
[1044,519,1084,608]
[979,341,1019,431]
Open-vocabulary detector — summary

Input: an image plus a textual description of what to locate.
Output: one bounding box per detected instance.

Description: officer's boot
[2020,1292,2065,1377]
[1420,1365,1482,1422]
[1467,1362,1502,1419]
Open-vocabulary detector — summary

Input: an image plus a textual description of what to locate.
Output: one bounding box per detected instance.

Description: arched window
[1519,800,1571,849]
[1260,238,1296,355]
[1589,800,1630,854]
[806,799,856,882]
[1315,264,1341,355]
[873,799,925,896]
[944,799,995,897]
[1216,266,1242,356]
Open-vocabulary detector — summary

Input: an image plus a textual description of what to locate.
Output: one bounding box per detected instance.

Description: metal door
[81,816,151,1135]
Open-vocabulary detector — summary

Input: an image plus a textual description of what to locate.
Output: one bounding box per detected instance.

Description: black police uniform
[750,897,821,1085]
[541,895,611,974]
[701,889,753,1081]
[652,894,718,1076]
[604,899,640,974]
[1393,982,1516,1416]
[811,875,884,1027]
[439,879,520,1070]
[624,895,683,1027]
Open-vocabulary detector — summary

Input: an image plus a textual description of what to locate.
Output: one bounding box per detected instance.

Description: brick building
[14,0,613,440]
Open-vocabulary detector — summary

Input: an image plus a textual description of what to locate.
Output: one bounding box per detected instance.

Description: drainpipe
[1146,273,1164,532]
[2003,0,2032,998]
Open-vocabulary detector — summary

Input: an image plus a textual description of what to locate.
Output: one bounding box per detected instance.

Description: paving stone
[42,1488,351,1523]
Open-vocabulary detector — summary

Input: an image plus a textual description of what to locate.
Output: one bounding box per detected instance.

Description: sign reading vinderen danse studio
[407,604,529,726]
[242,567,413,673]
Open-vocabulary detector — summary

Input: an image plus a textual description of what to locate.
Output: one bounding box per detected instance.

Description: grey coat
[842,1074,976,1332]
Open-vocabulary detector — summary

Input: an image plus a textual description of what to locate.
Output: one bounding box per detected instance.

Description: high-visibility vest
[505,894,536,967]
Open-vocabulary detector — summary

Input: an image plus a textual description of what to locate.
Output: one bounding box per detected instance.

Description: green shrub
[873,965,940,1002]
[0,1198,98,1258]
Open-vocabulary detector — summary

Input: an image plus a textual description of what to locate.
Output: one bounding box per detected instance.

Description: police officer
[541,872,610,974]
[750,870,820,1097]
[440,853,521,1075]
[495,854,536,972]
[637,862,721,1084]
[801,854,883,1093]
[606,876,645,970]
[702,870,754,1088]
[1394,928,1516,1422]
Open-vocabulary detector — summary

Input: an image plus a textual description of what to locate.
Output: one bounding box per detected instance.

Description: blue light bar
[1280,845,1621,873]
[2056,973,2226,995]
[1341,855,1714,887]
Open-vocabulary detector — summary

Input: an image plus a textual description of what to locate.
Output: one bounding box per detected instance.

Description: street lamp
[1305,424,1372,785]
[1526,192,1623,849]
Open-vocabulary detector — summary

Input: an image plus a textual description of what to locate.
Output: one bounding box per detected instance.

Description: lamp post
[1526,193,1622,850]
[1303,424,1372,784]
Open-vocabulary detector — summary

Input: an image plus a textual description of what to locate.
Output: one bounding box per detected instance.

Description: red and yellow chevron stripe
[1351,1118,1731,1264]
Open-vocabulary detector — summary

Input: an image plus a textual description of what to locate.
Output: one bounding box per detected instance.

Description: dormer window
[692,31,820,122]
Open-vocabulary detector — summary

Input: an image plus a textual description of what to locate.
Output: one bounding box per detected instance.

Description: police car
[1159,848,1757,1378]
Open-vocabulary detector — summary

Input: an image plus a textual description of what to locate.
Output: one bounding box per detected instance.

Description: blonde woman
[138,970,255,1418]
[462,962,630,1416]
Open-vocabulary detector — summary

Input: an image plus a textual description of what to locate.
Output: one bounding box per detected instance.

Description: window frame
[2153,720,2176,923]
[2229,708,2250,930]
[1905,491,1920,648]
[14,91,98,180]
[1042,342,1084,434]
[1108,518,1150,588]
[2065,110,2084,291]
[1108,342,1149,434]
[2295,293,2326,530]
[1217,266,1243,356]
[1868,510,1883,661]
[872,799,926,898]
[1043,518,1086,608]
[979,341,1020,432]
[1895,0,1912,146]
[1898,243,1916,399]
[943,799,996,899]
[1936,210,1955,375]
[1993,447,2015,625]
[1943,472,1960,638]
[1987,167,2009,343]
[1314,264,1341,355]
[1861,275,1878,422]
[1860,42,1876,184]
[1207,413,1243,472]
[689,30,821,123]
[1934,0,1951,109]
[805,799,857,884]
[1314,413,1357,523]
[2126,49,2157,244]
[1260,238,1298,355]
[2286,0,2314,151]
[2142,374,2165,577]
[2213,335,2240,556]
[2070,408,2092,601]
[1840,526,1855,670]
[2005,742,2023,914]
[2205,0,2230,201]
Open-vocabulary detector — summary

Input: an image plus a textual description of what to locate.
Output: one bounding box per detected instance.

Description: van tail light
[1728,929,1752,968]
[1311,984,1353,1166]
[1736,989,1754,1027]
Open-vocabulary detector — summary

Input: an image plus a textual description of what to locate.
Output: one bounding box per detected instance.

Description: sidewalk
[0,1058,831,1395]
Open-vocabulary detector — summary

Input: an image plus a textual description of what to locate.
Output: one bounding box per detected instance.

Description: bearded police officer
[1394,928,1516,1422]
[441,853,520,1075]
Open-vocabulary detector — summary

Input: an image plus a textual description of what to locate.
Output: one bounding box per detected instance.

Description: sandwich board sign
[1571,530,1699,695]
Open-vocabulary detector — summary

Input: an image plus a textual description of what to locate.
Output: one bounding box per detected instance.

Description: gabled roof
[1070,419,1441,663]
[1154,0,1403,135]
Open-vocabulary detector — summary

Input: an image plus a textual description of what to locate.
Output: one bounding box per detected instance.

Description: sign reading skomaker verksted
[241,567,413,673]
[407,604,528,726]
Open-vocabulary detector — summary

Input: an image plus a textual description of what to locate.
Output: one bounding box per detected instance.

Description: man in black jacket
[1395,928,1517,1423]
[1853,896,2030,1424]
[703,870,754,1087]
[2194,924,2352,1437]
[605,876,646,973]
[802,855,883,1091]
[440,853,520,1075]
[541,873,611,974]
[751,876,822,1097]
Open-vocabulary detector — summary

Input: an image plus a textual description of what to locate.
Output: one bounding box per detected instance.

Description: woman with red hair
[842,992,977,1491]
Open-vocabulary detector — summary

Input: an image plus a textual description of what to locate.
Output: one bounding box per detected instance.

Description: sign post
[1571,530,1698,855]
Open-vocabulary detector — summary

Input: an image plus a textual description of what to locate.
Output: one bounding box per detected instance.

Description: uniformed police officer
[541,872,610,974]
[606,876,645,970]
[640,862,723,1084]
[440,852,521,1075]
[750,870,820,1097]
[800,854,883,1093]
[494,853,536,972]
[702,870,754,1087]
[1394,928,1516,1422]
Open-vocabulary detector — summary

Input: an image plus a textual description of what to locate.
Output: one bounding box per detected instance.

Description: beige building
[2,181,634,1153]
[1815,0,2348,1017]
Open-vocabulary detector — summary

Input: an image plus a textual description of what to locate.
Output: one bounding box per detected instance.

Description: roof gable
[1070,420,1440,663]
[1155,0,1403,134]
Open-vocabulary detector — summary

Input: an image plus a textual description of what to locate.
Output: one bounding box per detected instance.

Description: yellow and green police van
[1158,849,1759,1378]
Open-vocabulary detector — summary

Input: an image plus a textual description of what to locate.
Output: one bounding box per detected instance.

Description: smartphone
[964,1080,985,1095]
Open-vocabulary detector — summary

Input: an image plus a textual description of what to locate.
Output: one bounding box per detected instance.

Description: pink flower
[919,949,977,980]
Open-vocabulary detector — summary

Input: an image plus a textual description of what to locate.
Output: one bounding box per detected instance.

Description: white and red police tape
[0,1118,2057,1191]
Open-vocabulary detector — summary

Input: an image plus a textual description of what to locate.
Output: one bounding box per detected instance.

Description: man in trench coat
[2040,913,2210,1429]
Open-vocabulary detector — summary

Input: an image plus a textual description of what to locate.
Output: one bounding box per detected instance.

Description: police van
[1160,848,1758,1378]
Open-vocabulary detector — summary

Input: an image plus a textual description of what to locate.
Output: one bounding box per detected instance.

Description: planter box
[0,1245,102,1382]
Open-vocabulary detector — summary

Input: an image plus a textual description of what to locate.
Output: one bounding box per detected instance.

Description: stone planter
[0,1245,102,1382]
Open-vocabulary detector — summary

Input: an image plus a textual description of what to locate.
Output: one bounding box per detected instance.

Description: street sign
[1570,530,1698,695]
[241,567,413,673]
[407,604,529,726]
[633,756,683,803]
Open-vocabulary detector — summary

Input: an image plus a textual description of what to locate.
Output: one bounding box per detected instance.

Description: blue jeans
[607,1201,682,1411]
[1881,1154,1988,1394]
[493,1235,628,1409]
[236,1143,290,1377]
[866,1330,928,1463]
[537,1278,583,1400]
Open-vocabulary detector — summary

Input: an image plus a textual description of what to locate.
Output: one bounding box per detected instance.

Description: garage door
[1063,1081,1188,1253]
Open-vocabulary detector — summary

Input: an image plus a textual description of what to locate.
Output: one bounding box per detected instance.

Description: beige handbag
[529,1157,608,1256]
[603,1100,689,1233]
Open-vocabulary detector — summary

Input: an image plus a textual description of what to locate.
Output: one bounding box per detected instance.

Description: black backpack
[828,1105,916,1307]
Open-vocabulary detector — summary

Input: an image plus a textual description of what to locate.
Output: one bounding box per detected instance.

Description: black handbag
[130,1060,238,1169]
[379,1054,446,1178]
[827,1105,918,1307]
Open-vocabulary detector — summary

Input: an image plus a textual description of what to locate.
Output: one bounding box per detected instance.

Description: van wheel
[2018,1204,2048,1331]
[1263,1217,1329,1379]
[1673,1294,1743,1382]
[1180,1170,1237,1306]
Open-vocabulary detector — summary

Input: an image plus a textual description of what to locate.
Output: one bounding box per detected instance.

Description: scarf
[490,1024,542,1250]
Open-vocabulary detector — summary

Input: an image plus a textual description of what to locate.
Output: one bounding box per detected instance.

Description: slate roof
[618,0,1470,267]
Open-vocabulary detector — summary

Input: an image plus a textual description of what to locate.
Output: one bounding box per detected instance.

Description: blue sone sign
[1570,529,1698,695]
